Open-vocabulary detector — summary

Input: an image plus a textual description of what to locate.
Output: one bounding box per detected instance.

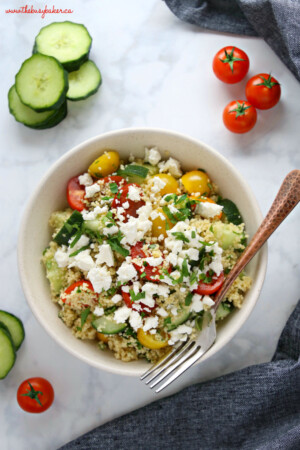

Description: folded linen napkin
[60,300,300,450]
[163,0,300,82]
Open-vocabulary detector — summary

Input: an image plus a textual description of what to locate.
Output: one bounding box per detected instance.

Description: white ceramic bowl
[18,128,267,376]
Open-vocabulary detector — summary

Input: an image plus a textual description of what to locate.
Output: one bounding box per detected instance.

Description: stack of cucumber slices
[0,311,25,379]
[8,21,102,129]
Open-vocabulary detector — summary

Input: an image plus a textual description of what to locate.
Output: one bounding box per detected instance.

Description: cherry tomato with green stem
[246,73,281,110]
[17,377,54,413]
[223,100,257,134]
[213,46,249,84]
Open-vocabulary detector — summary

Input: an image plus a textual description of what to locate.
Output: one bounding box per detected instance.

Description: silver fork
[141,170,300,393]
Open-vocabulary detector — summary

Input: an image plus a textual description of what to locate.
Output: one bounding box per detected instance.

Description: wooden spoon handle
[214,170,300,309]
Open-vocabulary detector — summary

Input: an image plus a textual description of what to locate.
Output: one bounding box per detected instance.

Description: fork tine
[145,340,195,385]
[140,341,185,381]
[149,344,200,389]
[155,347,206,393]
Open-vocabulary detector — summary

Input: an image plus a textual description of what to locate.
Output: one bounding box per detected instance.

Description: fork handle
[213,170,300,310]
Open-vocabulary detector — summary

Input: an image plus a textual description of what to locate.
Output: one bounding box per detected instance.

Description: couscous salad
[42,147,251,363]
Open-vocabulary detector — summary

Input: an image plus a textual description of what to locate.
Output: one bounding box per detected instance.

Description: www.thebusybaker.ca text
[5,5,73,18]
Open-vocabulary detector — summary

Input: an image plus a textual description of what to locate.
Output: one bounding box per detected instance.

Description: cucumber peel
[0,327,16,379]
[0,311,25,350]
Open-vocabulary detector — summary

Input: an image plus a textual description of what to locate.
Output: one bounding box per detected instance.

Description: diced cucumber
[8,85,58,129]
[0,327,16,379]
[166,305,191,331]
[117,163,157,185]
[83,219,103,234]
[53,210,83,246]
[0,312,25,350]
[212,222,242,250]
[216,302,233,321]
[33,21,92,72]
[67,61,102,101]
[15,54,68,112]
[43,250,67,297]
[218,199,243,225]
[92,316,127,334]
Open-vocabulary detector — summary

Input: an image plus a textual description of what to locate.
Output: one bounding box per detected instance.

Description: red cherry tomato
[121,287,155,314]
[101,175,125,186]
[194,272,224,296]
[130,241,171,282]
[111,183,145,222]
[67,176,86,211]
[213,46,249,84]
[223,100,257,133]
[17,378,54,414]
[246,73,281,110]
[63,280,97,307]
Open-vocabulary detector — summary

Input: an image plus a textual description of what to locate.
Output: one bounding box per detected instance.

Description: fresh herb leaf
[162,206,177,224]
[69,229,83,248]
[104,306,117,316]
[109,182,119,194]
[195,313,204,331]
[140,272,146,279]
[217,199,243,225]
[185,292,193,306]
[107,232,130,257]
[69,245,90,257]
[129,290,146,302]
[189,271,198,286]
[191,231,196,239]
[54,211,83,246]
[81,307,90,327]
[171,231,190,243]
[163,317,171,326]
[182,258,189,278]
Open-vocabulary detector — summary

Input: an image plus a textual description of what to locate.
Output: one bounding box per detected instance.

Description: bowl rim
[18,127,268,376]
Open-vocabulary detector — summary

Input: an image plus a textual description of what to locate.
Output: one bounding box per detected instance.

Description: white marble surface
[1,1,299,449]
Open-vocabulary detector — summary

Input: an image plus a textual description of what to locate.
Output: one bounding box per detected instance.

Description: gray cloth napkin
[60,301,300,450]
[164,0,300,82]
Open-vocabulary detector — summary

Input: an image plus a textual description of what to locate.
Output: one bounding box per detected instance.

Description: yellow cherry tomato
[181,170,211,195]
[151,208,175,238]
[189,196,222,219]
[96,332,109,343]
[149,174,179,196]
[88,151,120,178]
[137,328,169,349]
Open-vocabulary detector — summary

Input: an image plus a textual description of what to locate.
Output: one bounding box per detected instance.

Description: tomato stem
[219,47,246,73]
[230,102,251,118]
[257,74,280,88]
[21,382,43,407]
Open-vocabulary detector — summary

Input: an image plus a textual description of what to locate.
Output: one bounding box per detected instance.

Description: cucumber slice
[53,210,83,246]
[0,327,16,379]
[92,316,127,334]
[0,312,25,350]
[33,21,92,72]
[15,54,68,112]
[67,61,102,101]
[33,101,68,130]
[43,250,67,297]
[166,306,191,331]
[9,85,56,128]
[117,164,157,185]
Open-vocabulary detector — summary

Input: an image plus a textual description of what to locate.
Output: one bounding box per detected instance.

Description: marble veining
[0,0,299,449]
